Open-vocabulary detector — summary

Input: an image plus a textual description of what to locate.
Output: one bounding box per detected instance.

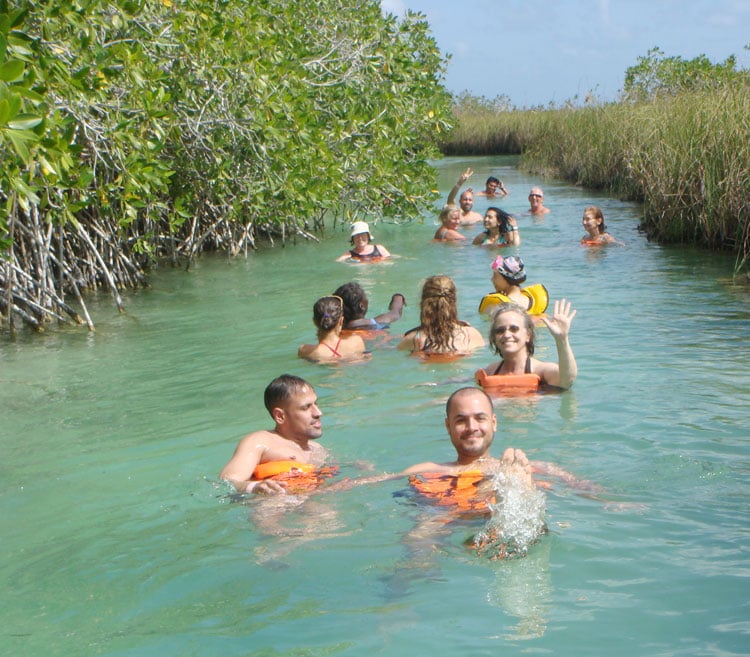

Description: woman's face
[582,211,601,235]
[484,209,500,230]
[445,209,460,229]
[352,232,370,249]
[492,311,529,356]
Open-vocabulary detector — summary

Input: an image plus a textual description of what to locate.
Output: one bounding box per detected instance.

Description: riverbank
[442,87,750,274]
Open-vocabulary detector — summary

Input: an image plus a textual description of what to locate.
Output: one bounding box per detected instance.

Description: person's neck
[499,349,528,372]
[456,453,491,467]
[274,430,312,451]
[318,328,340,344]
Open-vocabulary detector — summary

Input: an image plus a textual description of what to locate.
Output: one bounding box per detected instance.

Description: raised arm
[537,299,577,389]
[502,215,521,246]
[447,167,473,205]
[373,293,406,326]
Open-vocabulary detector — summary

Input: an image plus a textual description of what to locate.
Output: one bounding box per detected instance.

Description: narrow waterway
[2,155,748,657]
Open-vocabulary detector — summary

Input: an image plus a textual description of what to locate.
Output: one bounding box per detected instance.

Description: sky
[380,0,750,107]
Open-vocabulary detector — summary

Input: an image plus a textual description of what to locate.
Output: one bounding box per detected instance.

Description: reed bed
[444,87,750,273]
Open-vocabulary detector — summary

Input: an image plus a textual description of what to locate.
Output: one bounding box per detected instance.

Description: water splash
[471,469,547,559]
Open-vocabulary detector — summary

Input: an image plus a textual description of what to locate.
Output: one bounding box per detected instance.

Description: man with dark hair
[219,374,328,494]
[333,281,405,331]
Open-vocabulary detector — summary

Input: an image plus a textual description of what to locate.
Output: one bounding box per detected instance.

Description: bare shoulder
[402,461,447,475]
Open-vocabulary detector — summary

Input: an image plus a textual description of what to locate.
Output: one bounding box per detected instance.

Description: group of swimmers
[219,169,619,557]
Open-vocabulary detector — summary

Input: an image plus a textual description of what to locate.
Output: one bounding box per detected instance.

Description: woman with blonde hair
[398,275,484,355]
[298,296,369,362]
[433,205,466,242]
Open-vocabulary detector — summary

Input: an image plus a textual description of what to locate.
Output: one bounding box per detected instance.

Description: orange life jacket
[475,367,542,394]
[408,471,495,515]
[252,460,338,494]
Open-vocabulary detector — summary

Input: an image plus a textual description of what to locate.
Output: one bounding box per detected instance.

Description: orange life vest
[408,471,495,515]
[475,367,542,394]
[252,460,338,494]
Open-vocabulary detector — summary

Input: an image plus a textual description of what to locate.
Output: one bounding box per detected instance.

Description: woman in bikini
[298,296,369,362]
[398,275,484,355]
[478,300,578,389]
[336,221,392,262]
[472,207,520,247]
[433,204,466,242]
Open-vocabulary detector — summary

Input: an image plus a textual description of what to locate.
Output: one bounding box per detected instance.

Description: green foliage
[0,0,452,331]
[622,47,750,102]
[439,62,750,273]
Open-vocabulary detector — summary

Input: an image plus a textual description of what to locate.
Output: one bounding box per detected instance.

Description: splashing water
[472,470,547,559]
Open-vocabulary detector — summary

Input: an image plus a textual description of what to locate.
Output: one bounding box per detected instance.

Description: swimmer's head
[312,295,344,334]
[333,282,368,322]
[350,221,373,243]
[491,255,527,285]
[264,374,314,416]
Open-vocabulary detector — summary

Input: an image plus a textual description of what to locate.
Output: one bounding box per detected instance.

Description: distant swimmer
[581,206,624,245]
[476,176,509,199]
[447,167,484,226]
[398,275,484,355]
[433,204,466,242]
[472,207,520,247]
[527,187,550,215]
[333,282,405,331]
[298,295,369,363]
[337,221,393,262]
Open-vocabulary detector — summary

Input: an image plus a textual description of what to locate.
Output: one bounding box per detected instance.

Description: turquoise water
[2,156,749,656]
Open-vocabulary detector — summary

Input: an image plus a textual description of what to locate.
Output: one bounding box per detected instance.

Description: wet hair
[264,374,312,416]
[486,206,515,233]
[486,176,500,186]
[438,204,459,225]
[584,205,607,234]
[312,296,344,338]
[333,282,368,323]
[446,386,494,417]
[489,302,536,356]
[419,275,460,352]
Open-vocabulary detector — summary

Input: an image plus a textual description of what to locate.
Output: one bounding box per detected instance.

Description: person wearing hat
[336,221,392,262]
[490,255,529,308]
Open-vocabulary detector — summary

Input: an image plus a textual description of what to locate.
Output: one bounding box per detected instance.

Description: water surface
[2,156,749,656]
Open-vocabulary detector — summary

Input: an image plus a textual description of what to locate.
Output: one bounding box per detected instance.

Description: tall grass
[444,87,750,273]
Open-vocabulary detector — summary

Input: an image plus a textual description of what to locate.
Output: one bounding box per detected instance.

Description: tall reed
[444,87,750,273]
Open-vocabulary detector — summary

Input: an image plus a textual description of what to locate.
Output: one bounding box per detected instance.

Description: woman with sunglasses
[476,299,577,391]
[298,296,369,363]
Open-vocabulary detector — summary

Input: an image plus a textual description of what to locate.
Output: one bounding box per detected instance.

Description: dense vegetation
[444,49,750,274]
[0,0,452,333]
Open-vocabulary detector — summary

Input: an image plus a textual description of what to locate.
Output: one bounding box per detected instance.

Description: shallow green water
[2,156,749,656]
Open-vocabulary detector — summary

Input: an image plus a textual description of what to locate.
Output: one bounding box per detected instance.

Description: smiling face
[528,188,544,210]
[274,385,323,441]
[485,180,499,195]
[582,209,602,236]
[490,310,530,357]
[445,389,497,462]
[351,232,371,249]
[484,209,500,231]
[444,209,460,229]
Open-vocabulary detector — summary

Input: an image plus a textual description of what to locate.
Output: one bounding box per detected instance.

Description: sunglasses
[493,324,521,335]
[529,193,543,199]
